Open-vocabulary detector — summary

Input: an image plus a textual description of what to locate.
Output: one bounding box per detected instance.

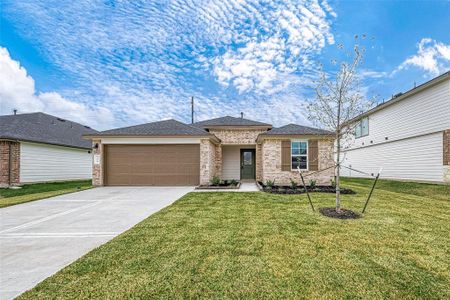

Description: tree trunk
[335,129,341,212]
[336,89,342,213]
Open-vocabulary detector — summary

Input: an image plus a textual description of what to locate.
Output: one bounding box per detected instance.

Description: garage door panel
[105,144,200,186]
[107,175,131,186]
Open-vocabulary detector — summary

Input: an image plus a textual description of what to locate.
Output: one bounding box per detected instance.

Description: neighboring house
[84,116,334,186]
[341,71,450,184]
[0,112,97,186]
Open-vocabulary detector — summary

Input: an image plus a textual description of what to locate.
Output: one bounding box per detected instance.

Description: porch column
[256,143,262,181]
[92,139,104,186]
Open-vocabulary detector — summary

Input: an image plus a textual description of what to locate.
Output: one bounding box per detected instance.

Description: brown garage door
[104,144,200,186]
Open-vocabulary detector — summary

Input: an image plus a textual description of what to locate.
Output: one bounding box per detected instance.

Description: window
[355,117,369,138]
[243,151,252,165]
[291,140,308,170]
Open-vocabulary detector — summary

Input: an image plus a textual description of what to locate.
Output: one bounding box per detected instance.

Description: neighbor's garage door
[104,144,200,186]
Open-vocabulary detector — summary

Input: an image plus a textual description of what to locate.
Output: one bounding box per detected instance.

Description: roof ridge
[194,115,272,126]
[99,118,175,133]
[175,119,210,133]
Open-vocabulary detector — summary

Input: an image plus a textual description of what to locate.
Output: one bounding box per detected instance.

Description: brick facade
[209,129,266,144]
[92,139,103,186]
[90,130,335,186]
[261,139,334,186]
[444,130,450,166]
[214,144,222,178]
[256,143,263,181]
[207,129,265,182]
[444,130,450,184]
[0,141,20,187]
[200,139,217,185]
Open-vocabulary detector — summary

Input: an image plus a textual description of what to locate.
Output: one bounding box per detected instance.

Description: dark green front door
[240,149,255,180]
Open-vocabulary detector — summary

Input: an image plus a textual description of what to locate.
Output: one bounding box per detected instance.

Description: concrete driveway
[0,186,193,299]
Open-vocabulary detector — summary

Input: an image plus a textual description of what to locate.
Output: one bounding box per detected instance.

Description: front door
[240,149,255,180]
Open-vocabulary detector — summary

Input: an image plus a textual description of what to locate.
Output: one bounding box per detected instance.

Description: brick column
[214,144,222,178]
[92,139,104,186]
[444,130,450,166]
[444,130,450,184]
[200,139,215,185]
[0,141,20,187]
[256,143,262,181]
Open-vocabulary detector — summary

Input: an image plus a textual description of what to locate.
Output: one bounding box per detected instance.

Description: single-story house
[84,116,334,186]
[0,112,97,187]
[341,71,450,184]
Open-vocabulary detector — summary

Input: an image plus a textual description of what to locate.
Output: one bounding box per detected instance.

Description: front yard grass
[0,180,92,208]
[20,178,449,299]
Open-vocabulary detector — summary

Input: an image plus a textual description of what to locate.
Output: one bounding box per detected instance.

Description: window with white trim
[291,140,308,170]
[355,117,369,138]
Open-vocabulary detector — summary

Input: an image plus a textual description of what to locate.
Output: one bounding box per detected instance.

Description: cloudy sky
[1,0,449,130]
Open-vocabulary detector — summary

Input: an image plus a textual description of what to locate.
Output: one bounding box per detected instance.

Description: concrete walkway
[0,186,193,299]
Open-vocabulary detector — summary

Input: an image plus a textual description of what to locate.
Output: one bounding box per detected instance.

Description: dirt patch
[319,207,361,219]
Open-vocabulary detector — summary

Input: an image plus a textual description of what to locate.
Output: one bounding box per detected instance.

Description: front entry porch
[221,145,257,181]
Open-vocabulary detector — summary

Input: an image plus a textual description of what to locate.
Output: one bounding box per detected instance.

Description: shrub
[264,186,273,193]
[211,176,221,186]
[309,179,317,189]
[265,179,275,189]
[230,179,238,186]
[331,178,336,188]
[290,178,298,190]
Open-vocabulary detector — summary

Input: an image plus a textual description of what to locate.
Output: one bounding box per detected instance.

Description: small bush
[264,186,273,193]
[290,178,298,190]
[265,179,275,189]
[309,179,316,189]
[331,178,336,188]
[230,179,238,186]
[211,176,221,186]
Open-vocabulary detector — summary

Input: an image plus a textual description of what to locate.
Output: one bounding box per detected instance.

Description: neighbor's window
[291,140,308,170]
[355,117,369,138]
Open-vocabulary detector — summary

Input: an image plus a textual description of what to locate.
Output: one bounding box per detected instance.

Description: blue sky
[1,0,449,130]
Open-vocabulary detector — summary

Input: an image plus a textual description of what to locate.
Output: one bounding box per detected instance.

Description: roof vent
[84,125,91,129]
[240,112,244,119]
[57,118,66,122]
[393,92,403,98]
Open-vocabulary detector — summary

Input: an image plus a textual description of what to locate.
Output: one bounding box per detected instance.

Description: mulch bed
[195,182,241,190]
[319,207,361,219]
[258,183,355,195]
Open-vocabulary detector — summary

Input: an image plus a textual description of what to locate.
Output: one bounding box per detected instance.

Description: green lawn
[0,180,92,208]
[19,178,449,299]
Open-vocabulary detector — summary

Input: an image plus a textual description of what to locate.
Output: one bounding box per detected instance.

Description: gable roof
[87,119,213,137]
[261,124,333,136]
[194,116,272,128]
[0,112,97,149]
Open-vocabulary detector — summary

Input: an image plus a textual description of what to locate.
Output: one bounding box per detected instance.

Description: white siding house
[20,142,92,183]
[0,112,96,186]
[341,72,450,183]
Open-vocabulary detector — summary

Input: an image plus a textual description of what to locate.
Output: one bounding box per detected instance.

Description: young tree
[307,40,373,212]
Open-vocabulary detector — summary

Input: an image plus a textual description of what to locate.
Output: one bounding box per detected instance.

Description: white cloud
[1,0,337,129]
[212,1,335,94]
[0,47,114,129]
[397,38,450,75]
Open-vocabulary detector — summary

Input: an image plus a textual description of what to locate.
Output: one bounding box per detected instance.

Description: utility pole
[191,96,194,124]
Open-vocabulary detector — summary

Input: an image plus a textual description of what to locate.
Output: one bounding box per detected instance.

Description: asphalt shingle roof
[194,116,272,127]
[262,124,333,135]
[92,119,211,136]
[0,112,97,149]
